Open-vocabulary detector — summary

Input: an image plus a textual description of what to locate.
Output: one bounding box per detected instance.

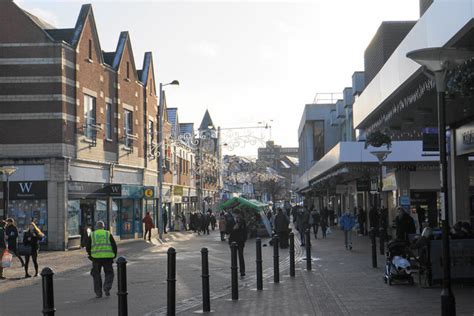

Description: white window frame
[84,94,96,139]
[105,103,112,140]
[124,109,133,148]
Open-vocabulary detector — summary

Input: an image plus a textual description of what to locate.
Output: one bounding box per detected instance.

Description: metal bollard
[256,238,263,290]
[379,228,385,255]
[273,234,280,283]
[289,232,295,277]
[40,267,55,316]
[231,242,238,300]
[167,248,177,316]
[117,257,128,316]
[305,229,311,271]
[201,248,211,312]
[370,228,377,268]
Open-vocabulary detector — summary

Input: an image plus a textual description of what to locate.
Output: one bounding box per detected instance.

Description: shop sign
[9,181,47,200]
[121,185,143,199]
[382,172,397,191]
[173,185,183,196]
[68,182,121,198]
[182,196,189,203]
[190,196,198,203]
[399,196,410,206]
[143,187,154,199]
[356,178,370,191]
[455,122,474,156]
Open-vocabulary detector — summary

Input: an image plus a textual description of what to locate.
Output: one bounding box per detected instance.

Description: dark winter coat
[5,225,19,251]
[23,230,40,253]
[274,213,289,233]
[395,212,416,241]
[0,227,6,249]
[228,216,247,246]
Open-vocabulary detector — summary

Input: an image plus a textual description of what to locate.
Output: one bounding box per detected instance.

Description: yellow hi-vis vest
[91,229,115,259]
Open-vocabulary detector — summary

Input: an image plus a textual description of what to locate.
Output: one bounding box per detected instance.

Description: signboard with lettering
[190,196,198,203]
[455,122,474,156]
[68,182,122,198]
[182,196,189,203]
[9,181,47,200]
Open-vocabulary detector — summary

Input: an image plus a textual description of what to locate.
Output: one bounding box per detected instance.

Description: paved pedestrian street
[0,228,473,315]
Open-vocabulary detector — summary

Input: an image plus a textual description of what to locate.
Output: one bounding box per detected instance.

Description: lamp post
[407,47,474,316]
[0,166,17,220]
[158,80,179,240]
[370,149,391,255]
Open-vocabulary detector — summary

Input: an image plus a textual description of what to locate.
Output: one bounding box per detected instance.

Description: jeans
[344,230,352,249]
[312,224,319,238]
[91,260,114,296]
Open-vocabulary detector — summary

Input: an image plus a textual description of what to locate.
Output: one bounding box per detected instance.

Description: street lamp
[370,149,391,255]
[158,80,179,240]
[0,166,17,219]
[407,47,474,316]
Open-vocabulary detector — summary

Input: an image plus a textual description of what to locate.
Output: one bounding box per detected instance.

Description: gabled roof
[22,9,55,30]
[199,110,215,130]
[109,32,139,81]
[70,4,104,64]
[140,52,152,84]
[45,28,75,44]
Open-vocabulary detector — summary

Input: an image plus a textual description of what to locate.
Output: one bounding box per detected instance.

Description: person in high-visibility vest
[86,221,117,298]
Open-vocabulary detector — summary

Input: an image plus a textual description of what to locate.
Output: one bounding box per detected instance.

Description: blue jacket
[340,213,356,231]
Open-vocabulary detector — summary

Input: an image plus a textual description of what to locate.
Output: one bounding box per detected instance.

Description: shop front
[6,181,48,243]
[113,185,145,239]
[67,182,121,248]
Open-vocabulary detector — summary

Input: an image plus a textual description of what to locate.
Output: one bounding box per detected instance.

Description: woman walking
[5,218,25,267]
[218,212,226,241]
[23,223,44,278]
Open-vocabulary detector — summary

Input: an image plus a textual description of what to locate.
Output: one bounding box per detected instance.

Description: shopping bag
[18,244,32,256]
[326,227,332,235]
[1,250,13,268]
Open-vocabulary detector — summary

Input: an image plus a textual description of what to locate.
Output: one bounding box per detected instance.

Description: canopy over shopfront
[219,197,272,236]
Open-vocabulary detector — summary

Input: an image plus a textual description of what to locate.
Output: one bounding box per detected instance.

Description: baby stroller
[384,240,415,286]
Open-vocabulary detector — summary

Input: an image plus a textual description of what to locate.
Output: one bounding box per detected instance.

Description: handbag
[18,244,32,256]
[1,250,13,268]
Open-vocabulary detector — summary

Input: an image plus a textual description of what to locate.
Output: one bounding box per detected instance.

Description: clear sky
[15,0,419,157]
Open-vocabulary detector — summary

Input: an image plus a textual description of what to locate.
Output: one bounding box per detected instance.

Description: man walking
[5,218,25,267]
[86,221,117,298]
[228,209,247,277]
[340,210,356,250]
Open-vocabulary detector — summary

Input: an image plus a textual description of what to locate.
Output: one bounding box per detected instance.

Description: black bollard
[256,238,263,290]
[231,242,238,300]
[379,228,385,255]
[273,234,280,283]
[201,248,211,312]
[40,267,55,316]
[305,229,311,271]
[289,232,295,277]
[167,247,177,316]
[117,257,128,316]
[370,228,377,268]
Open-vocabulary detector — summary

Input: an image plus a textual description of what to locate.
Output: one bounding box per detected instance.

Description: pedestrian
[181,213,187,231]
[369,206,379,234]
[395,207,416,242]
[296,207,310,246]
[416,206,426,235]
[196,212,203,235]
[320,218,328,239]
[310,208,320,239]
[0,220,6,280]
[22,222,44,278]
[228,209,247,277]
[210,212,217,231]
[340,210,356,250]
[162,208,168,234]
[142,212,154,242]
[357,207,366,236]
[86,221,117,298]
[5,218,25,267]
[201,212,210,235]
[218,212,226,241]
[329,209,335,226]
[274,208,290,248]
[190,212,196,232]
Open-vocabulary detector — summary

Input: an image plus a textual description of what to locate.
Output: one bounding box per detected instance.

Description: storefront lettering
[462,129,474,145]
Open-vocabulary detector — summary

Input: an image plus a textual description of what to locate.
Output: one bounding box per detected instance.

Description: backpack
[225,213,236,234]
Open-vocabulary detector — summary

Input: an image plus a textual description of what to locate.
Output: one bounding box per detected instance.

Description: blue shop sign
[399,196,410,206]
[120,185,144,199]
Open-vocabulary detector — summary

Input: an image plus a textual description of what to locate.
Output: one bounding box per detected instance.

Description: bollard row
[39,232,309,315]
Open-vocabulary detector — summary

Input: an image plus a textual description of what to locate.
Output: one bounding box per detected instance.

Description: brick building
[0,1,177,249]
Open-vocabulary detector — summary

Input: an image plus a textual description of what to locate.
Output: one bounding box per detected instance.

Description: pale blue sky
[15,0,419,157]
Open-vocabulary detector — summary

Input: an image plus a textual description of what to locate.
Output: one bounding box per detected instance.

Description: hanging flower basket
[364,130,392,149]
[447,57,474,97]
